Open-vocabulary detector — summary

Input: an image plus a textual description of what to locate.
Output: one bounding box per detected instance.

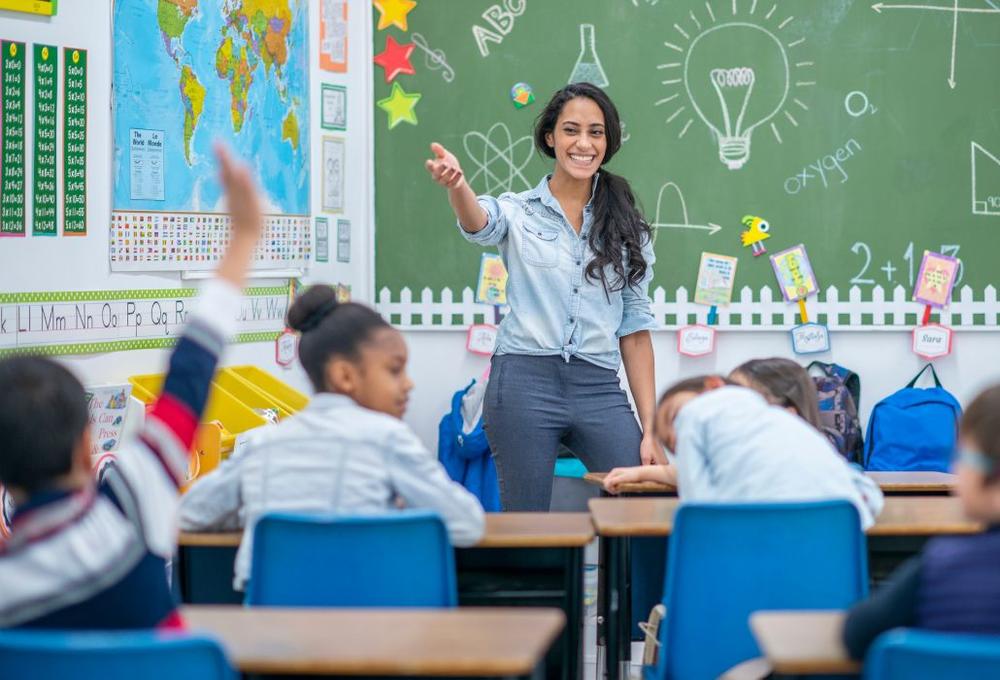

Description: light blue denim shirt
[459,174,657,370]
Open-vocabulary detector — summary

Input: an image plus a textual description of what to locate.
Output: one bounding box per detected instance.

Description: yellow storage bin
[227,365,309,413]
[128,373,267,438]
[215,370,294,421]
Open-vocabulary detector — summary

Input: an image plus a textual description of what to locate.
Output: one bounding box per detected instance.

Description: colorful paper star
[373,35,416,83]
[373,0,416,31]
[377,82,421,129]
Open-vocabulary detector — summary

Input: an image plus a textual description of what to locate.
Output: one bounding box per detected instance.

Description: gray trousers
[483,354,643,511]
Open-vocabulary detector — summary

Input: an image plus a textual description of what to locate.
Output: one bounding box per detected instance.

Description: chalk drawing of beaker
[568,24,609,88]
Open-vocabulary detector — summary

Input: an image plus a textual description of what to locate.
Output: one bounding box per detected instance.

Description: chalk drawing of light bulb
[568,24,609,88]
[685,23,788,170]
[658,3,815,171]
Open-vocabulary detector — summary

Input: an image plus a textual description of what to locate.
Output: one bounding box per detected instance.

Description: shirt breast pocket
[520,225,560,268]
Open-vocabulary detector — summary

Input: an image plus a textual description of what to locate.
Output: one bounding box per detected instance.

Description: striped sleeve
[114,279,242,557]
[144,279,241,487]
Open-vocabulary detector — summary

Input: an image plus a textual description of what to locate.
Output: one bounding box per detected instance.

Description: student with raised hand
[425,82,661,511]
[843,385,1000,659]
[0,146,262,629]
[602,375,876,529]
[179,286,486,591]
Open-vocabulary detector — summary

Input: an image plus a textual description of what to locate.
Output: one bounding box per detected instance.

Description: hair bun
[287,285,339,333]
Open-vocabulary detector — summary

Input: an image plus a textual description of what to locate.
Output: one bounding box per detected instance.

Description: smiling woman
[424,83,663,511]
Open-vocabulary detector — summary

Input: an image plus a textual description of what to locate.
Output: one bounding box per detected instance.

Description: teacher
[425,83,660,511]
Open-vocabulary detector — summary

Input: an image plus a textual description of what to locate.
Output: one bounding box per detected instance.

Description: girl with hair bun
[180,286,485,590]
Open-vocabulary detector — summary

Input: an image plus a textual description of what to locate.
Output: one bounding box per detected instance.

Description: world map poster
[111,0,311,272]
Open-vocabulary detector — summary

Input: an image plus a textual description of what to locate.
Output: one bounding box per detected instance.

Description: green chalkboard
[373,0,1000,328]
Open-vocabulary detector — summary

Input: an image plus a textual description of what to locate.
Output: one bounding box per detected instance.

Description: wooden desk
[176,513,593,680]
[182,605,564,677]
[749,610,860,676]
[587,496,981,680]
[582,472,677,496]
[584,471,954,496]
[866,471,955,495]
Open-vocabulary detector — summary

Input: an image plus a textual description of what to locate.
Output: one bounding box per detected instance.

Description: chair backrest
[865,629,1000,680]
[654,501,869,680]
[0,631,234,680]
[245,510,458,607]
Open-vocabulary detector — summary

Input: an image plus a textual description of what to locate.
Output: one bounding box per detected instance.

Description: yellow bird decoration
[740,215,771,257]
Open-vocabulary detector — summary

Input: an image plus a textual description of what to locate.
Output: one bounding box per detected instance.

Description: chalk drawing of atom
[463,123,535,195]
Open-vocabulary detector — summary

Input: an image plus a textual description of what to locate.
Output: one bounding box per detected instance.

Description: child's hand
[603,466,644,494]
[424,142,466,190]
[215,144,263,287]
[216,144,263,243]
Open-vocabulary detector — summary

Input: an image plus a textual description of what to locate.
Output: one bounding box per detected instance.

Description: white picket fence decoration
[377,284,1000,331]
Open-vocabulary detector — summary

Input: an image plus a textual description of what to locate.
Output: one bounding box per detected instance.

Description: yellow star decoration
[377,82,421,129]
[373,0,417,31]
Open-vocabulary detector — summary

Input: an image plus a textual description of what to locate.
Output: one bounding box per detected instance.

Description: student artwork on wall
[110,0,310,272]
[476,253,508,304]
[322,136,345,213]
[770,244,818,303]
[337,218,351,263]
[913,251,959,308]
[320,0,348,73]
[694,252,738,307]
[315,217,329,262]
[321,84,347,131]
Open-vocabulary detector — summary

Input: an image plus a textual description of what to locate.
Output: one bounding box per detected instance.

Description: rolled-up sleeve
[616,235,658,337]
[458,195,512,247]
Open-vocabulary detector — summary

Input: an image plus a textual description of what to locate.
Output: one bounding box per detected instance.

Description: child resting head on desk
[602,373,878,529]
[729,357,883,515]
[843,384,1000,659]
[178,286,486,591]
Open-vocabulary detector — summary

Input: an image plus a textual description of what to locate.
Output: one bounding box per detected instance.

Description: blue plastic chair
[865,629,1000,679]
[245,510,458,607]
[0,630,234,680]
[648,501,869,680]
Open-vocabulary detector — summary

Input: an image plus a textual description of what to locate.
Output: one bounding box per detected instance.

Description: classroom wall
[399,328,1000,454]
[0,1,374,395]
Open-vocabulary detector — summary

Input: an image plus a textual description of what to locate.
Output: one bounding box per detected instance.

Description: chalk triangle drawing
[971,141,1000,216]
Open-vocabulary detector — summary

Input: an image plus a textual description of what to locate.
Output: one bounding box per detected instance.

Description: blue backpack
[864,364,961,472]
[437,380,501,512]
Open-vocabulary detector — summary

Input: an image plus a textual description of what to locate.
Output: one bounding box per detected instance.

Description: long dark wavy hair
[534,83,652,293]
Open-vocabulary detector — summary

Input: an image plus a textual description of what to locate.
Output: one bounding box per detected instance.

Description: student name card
[770,244,818,303]
[912,324,953,360]
[790,322,830,355]
[678,324,716,357]
[694,252,738,307]
[913,250,959,308]
[467,324,498,356]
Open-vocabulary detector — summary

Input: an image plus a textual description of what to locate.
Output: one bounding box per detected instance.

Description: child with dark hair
[179,288,485,591]
[843,384,1000,658]
[0,147,262,629]
[603,375,876,528]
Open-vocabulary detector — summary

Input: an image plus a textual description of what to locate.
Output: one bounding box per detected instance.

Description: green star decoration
[377,82,421,129]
